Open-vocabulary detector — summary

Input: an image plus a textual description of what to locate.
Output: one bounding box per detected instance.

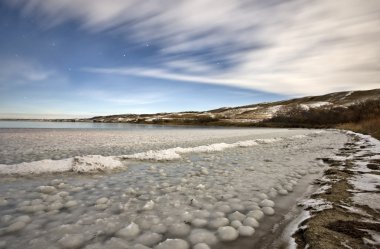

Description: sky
[0,0,379,118]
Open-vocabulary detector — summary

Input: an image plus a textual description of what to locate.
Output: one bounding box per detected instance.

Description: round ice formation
[193,210,210,219]
[247,210,264,221]
[136,232,163,247]
[181,212,193,222]
[283,184,293,192]
[262,207,275,215]
[15,215,32,224]
[189,229,218,245]
[132,244,151,249]
[6,221,27,233]
[200,167,209,175]
[257,193,268,200]
[193,243,210,249]
[65,200,78,208]
[151,224,167,234]
[155,239,189,249]
[243,217,259,228]
[116,222,140,240]
[48,202,63,211]
[238,226,255,236]
[1,215,12,223]
[58,234,85,249]
[217,226,239,241]
[209,218,229,229]
[0,198,8,206]
[192,218,208,228]
[278,189,288,195]
[168,223,191,237]
[37,186,56,194]
[228,211,245,222]
[230,203,245,212]
[0,241,6,249]
[210,212,225,218]
[268,189,278,198]
[104,237,130,249]
[231,220,242,228]
[216,204,231,213]
[142,200,155,210]
[259,199,275,208]
[96,197,109,205]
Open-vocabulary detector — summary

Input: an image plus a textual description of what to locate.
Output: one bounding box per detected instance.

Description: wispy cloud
[7,0,380,95]
[0,58,55,84]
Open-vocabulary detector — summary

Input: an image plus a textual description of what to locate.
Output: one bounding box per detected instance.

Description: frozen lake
[0,123,348,249]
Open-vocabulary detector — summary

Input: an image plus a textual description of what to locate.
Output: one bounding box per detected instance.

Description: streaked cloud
[4,0,380,96]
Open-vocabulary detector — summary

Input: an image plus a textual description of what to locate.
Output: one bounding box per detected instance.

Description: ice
[238,226,255,236]
[0,155,124,175]
[243,217,259,228]
[136,232,163,247]
[189,229,218,245]
[247,210,264,221]
[155,239,189,249]
[259,199,275,207]
[228,211,246,221]
[217,226,239,241]
[116,222,140,240]
[209,217,229,229]
[0,128,348,248]
[168,223,191,237]
[57,234,85,249]
[193,243,211,249]
[6,221,27,233]
[262,207,275,215]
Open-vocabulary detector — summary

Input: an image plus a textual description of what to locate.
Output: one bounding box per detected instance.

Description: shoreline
[290,131,380,248]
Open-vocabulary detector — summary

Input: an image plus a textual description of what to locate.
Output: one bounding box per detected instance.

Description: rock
[189,229,218,245]
[217,226,239,241]
[116,222,140,240]
[238,226,255,236]
[58,234,85,249]
[154,239,189,249]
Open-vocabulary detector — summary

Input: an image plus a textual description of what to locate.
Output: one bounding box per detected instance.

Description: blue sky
[0,1,379,118]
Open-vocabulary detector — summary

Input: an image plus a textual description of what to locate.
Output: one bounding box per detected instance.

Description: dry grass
[338,116,380,140]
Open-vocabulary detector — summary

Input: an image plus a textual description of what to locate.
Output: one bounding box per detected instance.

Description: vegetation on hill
[259,99,380,139]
